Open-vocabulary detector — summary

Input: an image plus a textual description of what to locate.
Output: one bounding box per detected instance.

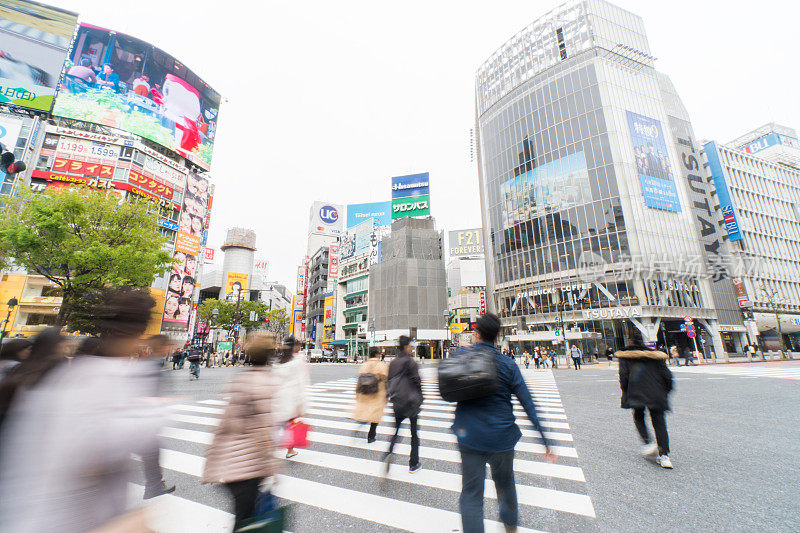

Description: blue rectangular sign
[157,218,179,231]
[626,111,681,212]
[704,141,742,241]
[346,201,392,227]
[391,172,430,199]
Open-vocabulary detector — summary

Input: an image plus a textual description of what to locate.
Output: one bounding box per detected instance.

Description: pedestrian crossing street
[133,367,596,532]
[671,362,800,380]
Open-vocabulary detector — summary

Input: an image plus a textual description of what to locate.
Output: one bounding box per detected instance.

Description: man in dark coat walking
[617,335,674,469]
[383,335,423,474]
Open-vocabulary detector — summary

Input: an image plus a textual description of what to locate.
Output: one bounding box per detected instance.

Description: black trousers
[386,414,420,467]
[633,407,669,455]
[367,422,378,441]
[225,477,262,525]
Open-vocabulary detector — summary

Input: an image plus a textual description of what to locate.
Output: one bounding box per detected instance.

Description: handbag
[437,345,498,402]
[356,372,380,394]
[281,419,310,449]
[234,490,288,533]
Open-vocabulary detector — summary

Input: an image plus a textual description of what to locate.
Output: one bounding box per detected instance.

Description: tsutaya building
[475,0,743,356]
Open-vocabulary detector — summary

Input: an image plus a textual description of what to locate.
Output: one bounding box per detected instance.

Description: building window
[25,313,58,326]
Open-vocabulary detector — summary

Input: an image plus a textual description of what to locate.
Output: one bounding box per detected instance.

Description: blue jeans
[459,445,517,533]
[189,360,200,378]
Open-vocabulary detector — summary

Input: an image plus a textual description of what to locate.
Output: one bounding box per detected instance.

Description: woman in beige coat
[352,347,389,443]
[201,333,280,527]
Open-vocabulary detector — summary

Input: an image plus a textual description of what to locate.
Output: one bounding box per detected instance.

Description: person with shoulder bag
[382,335,423,475]
[201,332,281,529]
[352,347,389,443]
[273,336,309,458]
[442,314,557,533]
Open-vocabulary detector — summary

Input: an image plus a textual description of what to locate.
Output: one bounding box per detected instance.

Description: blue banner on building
[704,141,742,241]
[346,201,392,227]
[626,111,681,212]
[157,218,179,231]
[391,172,430,199]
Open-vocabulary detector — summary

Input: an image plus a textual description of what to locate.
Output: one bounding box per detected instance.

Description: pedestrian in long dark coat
[617,337,674,469]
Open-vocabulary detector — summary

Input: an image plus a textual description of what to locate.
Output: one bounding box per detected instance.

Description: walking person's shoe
[286,448,298,459]
[658,455,673,469]
[640,443,658,457]
[367,436,376,444]
[409,463,422,473]
[143,481,176,499]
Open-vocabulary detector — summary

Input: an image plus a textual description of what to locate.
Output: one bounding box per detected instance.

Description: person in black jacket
[382,335,423,475]
[617,334,674,469]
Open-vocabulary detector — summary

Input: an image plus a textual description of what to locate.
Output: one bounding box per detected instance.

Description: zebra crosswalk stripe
[143,368,595,531]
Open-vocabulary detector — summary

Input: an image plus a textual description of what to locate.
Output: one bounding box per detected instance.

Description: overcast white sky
[47,0,800,291]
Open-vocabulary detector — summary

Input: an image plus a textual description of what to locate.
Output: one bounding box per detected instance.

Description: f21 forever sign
[391,172,430,219]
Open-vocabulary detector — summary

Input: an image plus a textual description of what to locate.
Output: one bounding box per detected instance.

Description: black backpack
[387,358,423,417]
[438,344,499,402]
[356,372,380,395]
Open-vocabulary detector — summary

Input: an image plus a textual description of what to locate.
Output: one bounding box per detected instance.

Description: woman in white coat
[273,336,309,458]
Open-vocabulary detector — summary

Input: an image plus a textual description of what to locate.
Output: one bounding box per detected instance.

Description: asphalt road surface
[133,360,799,532]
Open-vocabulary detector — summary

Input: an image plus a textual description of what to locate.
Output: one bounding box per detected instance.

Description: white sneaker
[640,443,658,457]
[658,455,673,469]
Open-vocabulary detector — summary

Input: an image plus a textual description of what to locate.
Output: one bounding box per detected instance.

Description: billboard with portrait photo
[0,1,78,112]
[163,249,197,325]
[52,24,221,169]
[626,110,681,212]
[224,272,248,303]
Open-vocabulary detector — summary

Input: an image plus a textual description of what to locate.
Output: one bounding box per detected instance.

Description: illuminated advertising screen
[0,1,78,112]
[626,110,681,212]
[340,218,374,260]
[52,24,220,169]
[500,151,591,228]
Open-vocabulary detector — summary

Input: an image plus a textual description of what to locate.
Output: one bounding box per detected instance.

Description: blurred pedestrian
[533,348,541,369]
[549,347,558,368]
[0,338,32,380]
[605,346,614,366]
[75,337,103,357]
[179,347,187,368]
[274,335,309,459]
[669,345,680,366]
[140,334,176,499]
[452,314,557,533]
[383,335,423,475]
[201,332,280,529]
[617,333,674,469]
[0,289,166,532]
[570,344,582,369]
[352,347,389,443]
[523,350,530,369]
[187,345,202,379]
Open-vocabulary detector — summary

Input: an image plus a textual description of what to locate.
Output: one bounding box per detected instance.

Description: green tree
[197,298,270,332]
[0,188,173,328]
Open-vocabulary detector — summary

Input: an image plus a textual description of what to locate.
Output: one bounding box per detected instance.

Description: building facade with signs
[703,128,800,351]
[369,217,448,355]
[475,0,738,356]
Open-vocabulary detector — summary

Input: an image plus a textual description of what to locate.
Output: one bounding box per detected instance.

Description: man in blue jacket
[453,313,557,533]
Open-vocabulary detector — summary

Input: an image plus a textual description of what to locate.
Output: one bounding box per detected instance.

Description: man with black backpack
[383,335,423,475]
[352,347,389,443]
[187,345,202,380]
[450,314,557,533]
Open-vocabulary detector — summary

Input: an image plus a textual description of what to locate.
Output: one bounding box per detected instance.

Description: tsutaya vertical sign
[660,76,742,328]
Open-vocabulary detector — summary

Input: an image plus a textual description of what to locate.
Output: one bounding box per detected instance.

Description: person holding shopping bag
[273,335,309,458]
[202,333,280,528]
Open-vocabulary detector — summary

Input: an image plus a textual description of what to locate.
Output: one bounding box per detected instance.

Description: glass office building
[475,0,736,356]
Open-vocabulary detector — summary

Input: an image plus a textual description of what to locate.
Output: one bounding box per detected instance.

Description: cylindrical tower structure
[220,228,257,302]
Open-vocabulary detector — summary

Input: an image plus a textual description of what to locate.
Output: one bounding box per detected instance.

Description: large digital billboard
[346,201,391,227]
[626,110,680,213]
[500,151,590,228]
[52,24,220,169]
[0,1,78,112]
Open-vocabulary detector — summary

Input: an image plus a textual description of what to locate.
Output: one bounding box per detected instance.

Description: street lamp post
[760,284,788,359]
[0,297,19,357]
